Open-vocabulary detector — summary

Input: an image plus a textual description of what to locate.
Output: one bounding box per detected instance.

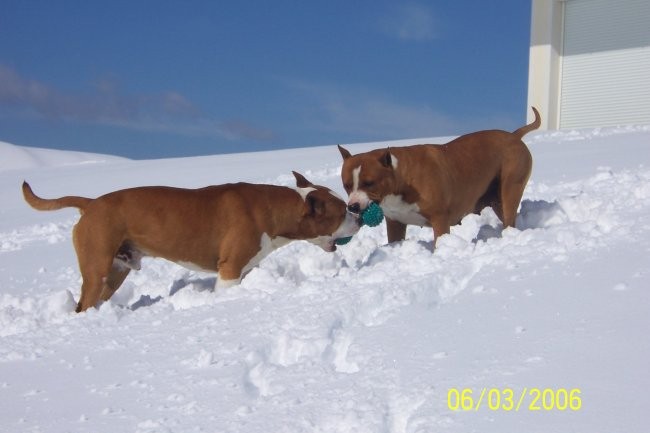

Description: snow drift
[0,126,649,432]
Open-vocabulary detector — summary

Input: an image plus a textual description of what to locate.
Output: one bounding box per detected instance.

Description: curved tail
[22,181,91,213]
[512,106,541,138]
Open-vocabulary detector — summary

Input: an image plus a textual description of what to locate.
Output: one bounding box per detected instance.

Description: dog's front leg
[215,258,245,289]
[215,240,260,290]
[216,274,241,289]
[386,217,407,243]
[430,216,450,246]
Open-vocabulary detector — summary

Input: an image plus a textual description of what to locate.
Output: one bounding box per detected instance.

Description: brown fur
[339,107,540,244]
[23,172,358,312]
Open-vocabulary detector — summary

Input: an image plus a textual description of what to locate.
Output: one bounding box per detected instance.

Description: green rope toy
[335,202,384,245]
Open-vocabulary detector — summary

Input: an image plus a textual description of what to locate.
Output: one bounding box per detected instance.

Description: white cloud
[380,3,438,42]
[0,64,275,142]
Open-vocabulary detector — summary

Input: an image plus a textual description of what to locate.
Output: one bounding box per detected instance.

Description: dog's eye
[362,181,375,188]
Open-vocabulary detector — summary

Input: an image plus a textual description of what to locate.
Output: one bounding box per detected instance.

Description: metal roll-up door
[560,0,650,128]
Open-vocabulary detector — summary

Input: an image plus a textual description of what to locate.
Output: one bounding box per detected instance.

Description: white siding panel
[560,0,650,128]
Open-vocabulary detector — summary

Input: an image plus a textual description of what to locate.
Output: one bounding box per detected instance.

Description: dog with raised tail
[22,172,360,312]
[338,107,541,245]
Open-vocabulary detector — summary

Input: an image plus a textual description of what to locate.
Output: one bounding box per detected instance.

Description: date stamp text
[447,388,582,412]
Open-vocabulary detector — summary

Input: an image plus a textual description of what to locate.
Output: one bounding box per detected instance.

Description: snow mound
[0,141,128,172]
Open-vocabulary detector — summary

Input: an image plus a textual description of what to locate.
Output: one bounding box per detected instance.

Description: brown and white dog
[338,107,541,245]
[22,172,360,312]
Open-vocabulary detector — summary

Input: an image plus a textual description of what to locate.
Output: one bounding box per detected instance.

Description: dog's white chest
[242,233,291,275]
[380,194,428,226]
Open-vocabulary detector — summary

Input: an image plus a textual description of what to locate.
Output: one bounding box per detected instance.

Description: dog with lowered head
[22,172,360,312]
[338,107,540,245]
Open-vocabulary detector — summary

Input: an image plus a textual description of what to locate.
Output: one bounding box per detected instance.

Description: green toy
[334,236,353,245]
[335,202,384,245]
[361,201,384,227]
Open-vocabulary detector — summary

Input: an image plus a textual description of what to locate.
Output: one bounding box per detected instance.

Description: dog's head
[338,145,398,214]
[293,171,361,252]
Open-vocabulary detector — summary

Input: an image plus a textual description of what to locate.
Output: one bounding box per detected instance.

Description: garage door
[560,0,650,129]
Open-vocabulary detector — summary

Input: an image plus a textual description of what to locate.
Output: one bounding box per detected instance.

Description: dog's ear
[379,149,393,168]
[338,145,352,160]
[293,171,312,188]
[306,195,325,217]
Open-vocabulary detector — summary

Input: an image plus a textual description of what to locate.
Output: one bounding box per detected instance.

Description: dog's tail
[22,181,91,213]
[512,106,541,138]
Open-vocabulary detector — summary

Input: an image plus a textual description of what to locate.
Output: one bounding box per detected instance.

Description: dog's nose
[347,203,361,214]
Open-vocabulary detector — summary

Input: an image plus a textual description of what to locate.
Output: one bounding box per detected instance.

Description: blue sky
[1,1,532,159]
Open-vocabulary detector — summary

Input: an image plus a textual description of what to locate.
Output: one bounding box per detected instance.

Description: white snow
[1,126,649,432]
[0,141,127,173]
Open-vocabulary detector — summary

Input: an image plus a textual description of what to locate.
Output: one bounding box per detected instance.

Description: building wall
[527,0,564,129]
[527,0,650,129]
